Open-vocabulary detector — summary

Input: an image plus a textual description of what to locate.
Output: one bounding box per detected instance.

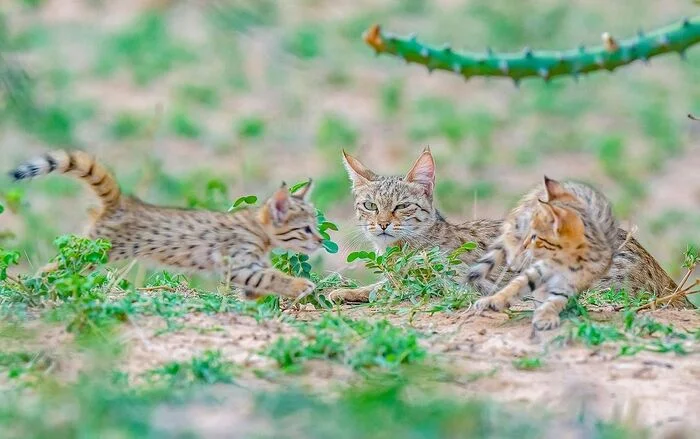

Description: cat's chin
[369,233,400,249]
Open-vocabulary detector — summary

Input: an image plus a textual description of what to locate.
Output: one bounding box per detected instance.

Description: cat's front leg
[531,277,574,330]
[327,281,383,303]
[229,260,315,299]
[466,238,507,287]
[474,262,548,313]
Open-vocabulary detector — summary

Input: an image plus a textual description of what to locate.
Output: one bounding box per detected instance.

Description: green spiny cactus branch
[363,17,700,83]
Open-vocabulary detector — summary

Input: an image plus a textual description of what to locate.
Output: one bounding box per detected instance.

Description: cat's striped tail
[9,150,121,211]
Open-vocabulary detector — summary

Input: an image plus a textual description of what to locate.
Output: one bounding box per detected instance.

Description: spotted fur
[331,149,683,309]
[10,150,324,298]
[472,177,620,330]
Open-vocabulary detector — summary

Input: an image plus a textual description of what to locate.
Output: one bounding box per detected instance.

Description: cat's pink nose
[378,222,390,230]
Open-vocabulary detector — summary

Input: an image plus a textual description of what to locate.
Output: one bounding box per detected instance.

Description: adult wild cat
[10,150,323,298]
[329,148,681,306]
[471,177,618,330]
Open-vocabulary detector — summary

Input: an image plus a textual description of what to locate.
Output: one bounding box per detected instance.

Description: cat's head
[527,176,586,252]
[343,148,437,249]
[259,181,324,254]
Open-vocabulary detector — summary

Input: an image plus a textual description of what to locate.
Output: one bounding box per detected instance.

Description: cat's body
[471,177,618,330]
[330,149,682,307]
[10,150,323,298]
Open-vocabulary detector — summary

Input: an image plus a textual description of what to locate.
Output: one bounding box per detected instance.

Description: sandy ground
[111,304,700,436]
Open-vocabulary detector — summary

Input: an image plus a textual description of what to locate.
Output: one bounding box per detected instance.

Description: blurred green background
[0,0,699,280]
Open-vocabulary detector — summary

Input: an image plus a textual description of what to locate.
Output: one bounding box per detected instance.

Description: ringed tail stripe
[9,150,121,211]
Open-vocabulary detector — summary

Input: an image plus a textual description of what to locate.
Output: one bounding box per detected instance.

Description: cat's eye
[363,201,378,211]
[394,203,411,210]
[304,226,313,234]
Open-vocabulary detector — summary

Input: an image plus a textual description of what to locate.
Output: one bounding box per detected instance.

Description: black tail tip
[9,169,24,181]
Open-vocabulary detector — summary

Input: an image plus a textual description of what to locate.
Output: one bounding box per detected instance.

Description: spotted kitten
[470,177,618,330]
[328,148,502,302]
[10,150,323,298]
[331,148,683,307]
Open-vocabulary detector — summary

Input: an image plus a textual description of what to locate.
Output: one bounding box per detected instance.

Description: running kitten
[331,149,681,306]
[10,150,323,298]
[470,177,618,330]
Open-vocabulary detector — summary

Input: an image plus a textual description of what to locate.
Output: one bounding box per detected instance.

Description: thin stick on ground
[634,269,698,312]
[137,285,177,292]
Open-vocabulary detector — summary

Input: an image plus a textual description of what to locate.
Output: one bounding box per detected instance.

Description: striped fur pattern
[331,149,682,308]
[328,148,503,302]
[472,177,619,330]
[10,150,324,298]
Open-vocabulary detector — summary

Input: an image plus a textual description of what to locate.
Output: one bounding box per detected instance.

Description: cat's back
[94,197,262,243]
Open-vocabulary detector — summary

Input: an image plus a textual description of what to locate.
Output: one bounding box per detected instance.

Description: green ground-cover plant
[264,312,426,373]
[345,242,478,306]
[557,310,698,356]
[145,350,238,388]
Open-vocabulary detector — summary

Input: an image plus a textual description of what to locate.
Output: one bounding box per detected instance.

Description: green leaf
[0,203,4,214]
[289,180,310,194]
[347,252,362,263]
[319,221,338,232]
[323,240,339,254]
[228,195,258,211]
[688,292,700,309]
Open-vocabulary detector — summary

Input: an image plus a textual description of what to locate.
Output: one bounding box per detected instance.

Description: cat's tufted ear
[269,182,291,224]
[342,150,377,189]
[292,178,314,201]
[542,176,571,201]
[405,147,435,197]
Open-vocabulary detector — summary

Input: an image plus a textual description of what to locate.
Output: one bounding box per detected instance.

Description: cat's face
[261,181,324,254]
[526,177,586,254]
[343,149,437,249]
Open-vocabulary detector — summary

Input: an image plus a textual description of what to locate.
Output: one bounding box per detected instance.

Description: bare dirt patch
[113,303,700,435]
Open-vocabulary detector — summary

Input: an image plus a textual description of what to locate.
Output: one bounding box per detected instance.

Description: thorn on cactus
[602,32,619,52]
[682,18,690,28]
[512,78,520,88]
[595,55,605,67]
[523,47,533,58]
[441,44,452,54]
[578,44,586,53]
[499,59,509,74]
[538,68,550,81]
[637,28,645,39]
[452,63,461,73]
[679,49,687,60]
[486,47,494,57]
[657,34,670,47]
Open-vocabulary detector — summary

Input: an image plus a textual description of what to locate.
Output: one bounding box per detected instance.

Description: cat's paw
[466,264,487,283]
[473,294,509,313]
[532,306,561,331]
[288,278,316,298]
[327,287,371,304]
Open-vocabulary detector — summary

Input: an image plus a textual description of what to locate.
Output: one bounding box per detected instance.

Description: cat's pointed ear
[292,178,314,201]
[542,176,569,201]
[405,147,435,197]
[342,150,377,189]
[269,182,291,223]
